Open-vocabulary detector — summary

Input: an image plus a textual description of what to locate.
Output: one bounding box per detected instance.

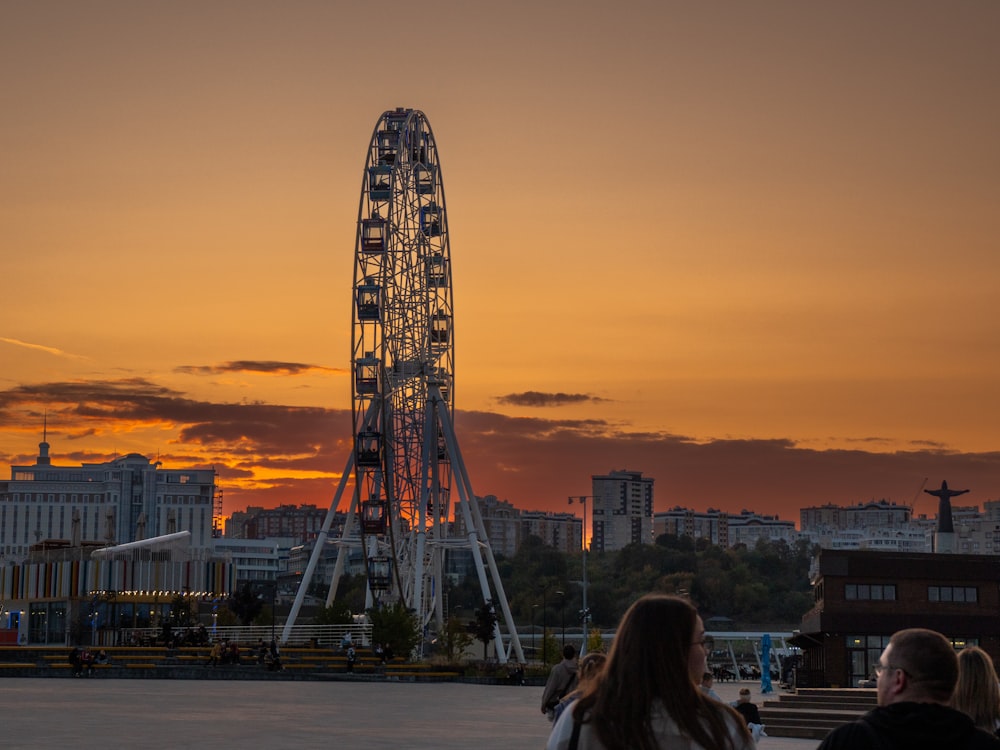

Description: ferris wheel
[351,107,454,604]
[284,109,522,664]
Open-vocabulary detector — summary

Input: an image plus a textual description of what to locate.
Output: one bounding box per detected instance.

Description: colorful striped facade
[0,558,234,600]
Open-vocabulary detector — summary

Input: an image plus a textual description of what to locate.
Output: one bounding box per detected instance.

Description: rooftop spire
[37,411,51,465]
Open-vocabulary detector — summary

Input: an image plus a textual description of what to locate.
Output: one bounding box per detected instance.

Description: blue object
[761,634,773,694]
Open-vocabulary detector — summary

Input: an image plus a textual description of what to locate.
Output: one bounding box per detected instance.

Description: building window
[951,637,979,649]
[845,583,897,601]
[929,586,978,603]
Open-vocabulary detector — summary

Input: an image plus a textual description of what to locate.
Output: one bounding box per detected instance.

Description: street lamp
[542,586,547,664]
[270,581,276,644]
[556,590,565,648]
[568,495,595,655]
[532,604,539,662]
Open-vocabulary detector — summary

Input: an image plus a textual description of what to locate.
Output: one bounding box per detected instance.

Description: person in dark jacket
[541,645,579,719]
[818,628,1000,750]
[732,689,761,726]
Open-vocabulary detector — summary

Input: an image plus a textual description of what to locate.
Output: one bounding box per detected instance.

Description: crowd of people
[67,646,109,677]
[539,592,1000,750]
[204,637,283,669]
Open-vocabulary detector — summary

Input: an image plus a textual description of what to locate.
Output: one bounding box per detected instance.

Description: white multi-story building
[211,536,295,585]
[653,507,797,548]
[800,499,912,532]
[806,526,931,552]
[726,512,798,547]
[591,469,654,553]
[0,437,216,562]
[797,497,1000,554]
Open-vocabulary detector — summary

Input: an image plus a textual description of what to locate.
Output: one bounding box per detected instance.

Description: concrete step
[764,694,876,710]
[757,689,873,739]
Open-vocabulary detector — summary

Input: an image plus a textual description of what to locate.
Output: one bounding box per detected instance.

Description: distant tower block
[925,480,969,554]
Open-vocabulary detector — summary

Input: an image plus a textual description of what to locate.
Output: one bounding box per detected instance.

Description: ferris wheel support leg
[409,399,437,648]
[327,483,361,608]
[428,450,446,633]
[282,451,355,643]
[435,396,525,664]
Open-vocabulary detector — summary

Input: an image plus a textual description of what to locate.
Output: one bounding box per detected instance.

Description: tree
[227,583,264,626]
[469,600,498,660]
[367,600,421,658]
[586,627,605,654]
[313,600,354,626]
[167,594,195,628]
[436,616,474,662]
[540,628,559,665]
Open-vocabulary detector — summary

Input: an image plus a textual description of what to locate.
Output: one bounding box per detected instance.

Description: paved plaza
[0,677,823,749]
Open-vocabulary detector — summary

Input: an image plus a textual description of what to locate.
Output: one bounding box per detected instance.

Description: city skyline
[3,2,999,524]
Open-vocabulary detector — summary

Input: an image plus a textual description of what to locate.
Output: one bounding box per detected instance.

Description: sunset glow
[3,2,1000,525]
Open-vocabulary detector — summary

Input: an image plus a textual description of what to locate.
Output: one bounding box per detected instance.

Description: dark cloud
[454,410,1000,522]
[496,391,608,407]
[0,377,349,463]
[4,378,1000,525]
[175,361,343,376]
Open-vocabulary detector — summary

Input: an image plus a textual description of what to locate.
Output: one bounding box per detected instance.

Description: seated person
[732,688,761,724]
[732,688,766,742]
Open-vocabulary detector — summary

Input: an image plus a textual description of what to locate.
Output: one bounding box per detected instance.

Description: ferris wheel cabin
[354,353,379,394]
[367,166,391,201]
[356,278,381,321]
[430,310,451,347]
[426,253,448,287]
[361,499,387,535]
[355,430,381,467]
[361,217,387,254]
[420,203,442,237]
[414,164,436,194]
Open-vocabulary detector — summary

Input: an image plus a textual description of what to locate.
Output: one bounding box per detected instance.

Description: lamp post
[270,580,276,644]
[556,590,565,648]
[256,580,277,644]
[542,586,547,665]
[532,604,539,662]
[568,495,594,655]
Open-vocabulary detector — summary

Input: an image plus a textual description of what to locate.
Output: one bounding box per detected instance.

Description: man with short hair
[540,644,578,719]
[818,628,1000,749]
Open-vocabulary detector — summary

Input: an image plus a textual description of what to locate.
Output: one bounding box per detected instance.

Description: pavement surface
[0,676,824,749]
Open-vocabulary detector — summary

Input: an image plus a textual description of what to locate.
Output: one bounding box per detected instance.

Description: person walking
[546,594,752,750]
[541,645,579,720]
[818,628,1000,750]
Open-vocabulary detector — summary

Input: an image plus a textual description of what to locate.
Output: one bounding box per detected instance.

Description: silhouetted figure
[268,639,282,671]
[925,480,969,533]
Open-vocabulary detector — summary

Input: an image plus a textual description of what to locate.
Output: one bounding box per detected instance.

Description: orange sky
[3,2,1000,527]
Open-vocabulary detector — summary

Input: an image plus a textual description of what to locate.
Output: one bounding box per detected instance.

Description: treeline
[313,534,818,632]
[484,534,818,631]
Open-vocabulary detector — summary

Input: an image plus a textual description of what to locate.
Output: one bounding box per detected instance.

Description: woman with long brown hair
[546,594,753,750]
[952,646,1000,736]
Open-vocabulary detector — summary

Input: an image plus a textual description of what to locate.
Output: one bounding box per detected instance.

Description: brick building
[790,549,1000,687]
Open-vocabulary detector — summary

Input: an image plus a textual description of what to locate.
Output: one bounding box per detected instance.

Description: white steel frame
[284,109,523,664]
